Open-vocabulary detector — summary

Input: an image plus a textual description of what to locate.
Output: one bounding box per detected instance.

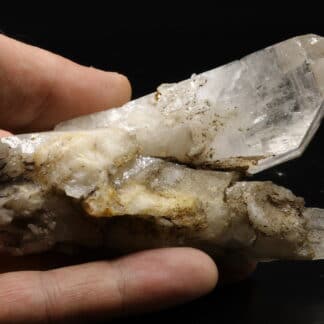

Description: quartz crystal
[57,34,324,174]
[0,34,324,260]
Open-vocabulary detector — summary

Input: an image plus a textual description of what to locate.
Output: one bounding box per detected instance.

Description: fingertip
[101,71,132,106]
[110,72,132,104]
[115,247,218,315]
[174,248,219,296]
[0,130,12,137]
[87,67,132,107]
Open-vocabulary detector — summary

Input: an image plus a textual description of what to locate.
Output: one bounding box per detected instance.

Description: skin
[0,35,255,323]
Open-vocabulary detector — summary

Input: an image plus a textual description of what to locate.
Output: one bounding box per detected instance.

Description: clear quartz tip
[57,34,324,174]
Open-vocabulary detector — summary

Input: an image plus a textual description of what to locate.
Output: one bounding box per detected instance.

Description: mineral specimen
[57,34,324,174]
[0,34,324,260]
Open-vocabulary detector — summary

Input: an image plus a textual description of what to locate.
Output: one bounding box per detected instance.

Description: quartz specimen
[57,34,324,174]
[0,34,324,260]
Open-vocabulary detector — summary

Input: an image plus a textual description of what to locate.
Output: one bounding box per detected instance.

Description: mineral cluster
[1,34,324,260]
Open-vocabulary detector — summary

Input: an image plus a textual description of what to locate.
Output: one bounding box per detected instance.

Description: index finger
[0,35,131,133]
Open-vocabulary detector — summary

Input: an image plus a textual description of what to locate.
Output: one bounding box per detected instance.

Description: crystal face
[0,35,324,260]
[57,34,324,174]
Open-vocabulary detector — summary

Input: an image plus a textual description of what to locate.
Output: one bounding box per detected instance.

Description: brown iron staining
[83,182,207,229]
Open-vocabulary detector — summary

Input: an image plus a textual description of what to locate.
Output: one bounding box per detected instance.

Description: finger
[0,248,218,323]
[0,249,123,274]
[0,130,11,137]
[0,35,131,133]
[0,252,97,274]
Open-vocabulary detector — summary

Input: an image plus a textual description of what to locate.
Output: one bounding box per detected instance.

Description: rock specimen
[0,34,324,260]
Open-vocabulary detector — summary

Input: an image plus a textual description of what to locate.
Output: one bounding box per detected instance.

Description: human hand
[0,35,254,323]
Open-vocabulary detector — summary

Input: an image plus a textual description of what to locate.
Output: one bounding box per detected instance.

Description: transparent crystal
[58,34,324,174]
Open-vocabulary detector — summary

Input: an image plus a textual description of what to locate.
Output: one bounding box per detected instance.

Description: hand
[0,35,254,323]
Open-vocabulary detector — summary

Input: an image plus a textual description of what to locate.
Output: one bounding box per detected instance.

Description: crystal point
[57,34,324,174]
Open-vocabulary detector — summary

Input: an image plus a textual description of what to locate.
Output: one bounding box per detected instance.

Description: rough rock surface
[0,129,323,260]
